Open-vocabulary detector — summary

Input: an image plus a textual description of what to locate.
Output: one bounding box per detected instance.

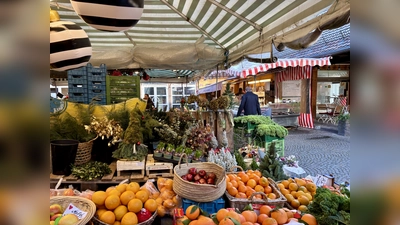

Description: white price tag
[314,174,329,187]
[62,203,87,220]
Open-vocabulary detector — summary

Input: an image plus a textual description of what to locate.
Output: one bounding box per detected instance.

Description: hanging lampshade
[70,0,144,32]
[50,9,92,71]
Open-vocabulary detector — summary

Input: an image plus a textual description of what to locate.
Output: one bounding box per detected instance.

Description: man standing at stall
[236,86,261,116]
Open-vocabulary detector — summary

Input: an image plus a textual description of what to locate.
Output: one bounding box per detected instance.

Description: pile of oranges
[91,182,157,225]
[154,178,180,217]
[176,205,215,225]
[226,170,277,200]
[276,178,317,212]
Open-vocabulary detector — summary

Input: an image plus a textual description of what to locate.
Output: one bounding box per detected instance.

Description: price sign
[314,175,329,187]
[63,203,87,220]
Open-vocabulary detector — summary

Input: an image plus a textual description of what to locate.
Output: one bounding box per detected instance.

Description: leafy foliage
[222,83,236,109]
[250,158,259,170]
[234,150,247,171]
[234,115,274,125]
[256,124,288,138]
[71,161,111,181]
[105,102,130,130]
[307,187,350,225]
[50,111,96,142]
[258,142,288,181]
[112,142,148,161]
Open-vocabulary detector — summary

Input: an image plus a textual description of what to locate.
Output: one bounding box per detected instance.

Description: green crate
[255,136,285,157]
[234,121,257,131]
[106,76,140,104]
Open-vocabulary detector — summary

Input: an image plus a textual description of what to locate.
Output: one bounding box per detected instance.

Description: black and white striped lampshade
[70,0,144,32]
[50,21,92,71]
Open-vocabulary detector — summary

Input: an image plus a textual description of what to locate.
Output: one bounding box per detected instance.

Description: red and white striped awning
[241,57,331,78]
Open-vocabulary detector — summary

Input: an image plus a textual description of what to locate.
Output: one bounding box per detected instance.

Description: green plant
[256,124,288,138]
[337,112,350,121]
[184,147,193,156]
[175,145,185,156]
[105,102,130,130]
[258,142,288,181]
[166,144,175,153]
[234,150,247,171]
[71,161,111,181]
[156,142,165,152]
[50,112,96,143]
[234,115,274,125]
[193,149,203,160]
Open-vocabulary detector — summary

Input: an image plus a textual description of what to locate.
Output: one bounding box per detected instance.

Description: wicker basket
[50,196,96,225]
[74,140,94,165]
[91,210,157,225]
[225,177,287,211]
[226,165,245,175]
[173,153,226,202]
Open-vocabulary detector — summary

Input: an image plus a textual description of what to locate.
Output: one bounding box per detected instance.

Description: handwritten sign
[314,175,329,187]
[282,80,301,97]
[63,203,87,220]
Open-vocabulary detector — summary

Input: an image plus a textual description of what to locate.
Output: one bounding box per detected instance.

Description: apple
[199,178,206,184]
[194,174,201,181]
[207,177,215,185]
[181,174,188,181]
[203,174,209,180]
[50,204,63,216]
[58,214,79,225]
[50,214,62,221]
[198,170,206,177]
[186,173,194,181]
[208,172,216,180]
[188,168,197,175]
[194,181,200,184]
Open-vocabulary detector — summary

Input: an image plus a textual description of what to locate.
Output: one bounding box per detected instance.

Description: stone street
[284,121,350,184]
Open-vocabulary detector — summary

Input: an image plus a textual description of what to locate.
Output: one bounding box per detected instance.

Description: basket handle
[229,166,244,172]
[178,153,189,169]
[248,192,269,203]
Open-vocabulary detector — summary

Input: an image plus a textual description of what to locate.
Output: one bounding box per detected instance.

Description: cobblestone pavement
[284,121,350,184]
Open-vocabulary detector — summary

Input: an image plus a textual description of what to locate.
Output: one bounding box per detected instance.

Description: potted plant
[184,147,193,163]
[173,145,185,161]
[192,149,203,162]
[337,112,350,136]
[154,142,165,158]
[163,143,174,159]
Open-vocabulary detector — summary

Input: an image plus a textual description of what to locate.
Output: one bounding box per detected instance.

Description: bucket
[50,140,79,175]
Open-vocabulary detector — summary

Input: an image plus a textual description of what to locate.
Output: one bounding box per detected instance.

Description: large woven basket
[50,196,96,225]
[74,140,94,165]
[91,210,157,225]
[173,153,226,202]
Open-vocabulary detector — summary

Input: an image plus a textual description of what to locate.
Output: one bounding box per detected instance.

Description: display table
[271,113,299,127]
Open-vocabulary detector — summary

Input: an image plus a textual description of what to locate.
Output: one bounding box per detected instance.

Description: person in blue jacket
[236,86,261,116]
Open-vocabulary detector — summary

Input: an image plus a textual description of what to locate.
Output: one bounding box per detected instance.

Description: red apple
[194,174,201,181]
[207,177,215,185]
[199,178,206,184]
[188,168,197,175]
[198,170,206,177]
[181,174,188,181]
[194,181,200,184]
[186,174,193,181]
[203,174,209,180]
[208,172,216,180]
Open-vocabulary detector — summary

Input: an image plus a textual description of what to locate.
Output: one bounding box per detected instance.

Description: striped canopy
[50,0,350,72]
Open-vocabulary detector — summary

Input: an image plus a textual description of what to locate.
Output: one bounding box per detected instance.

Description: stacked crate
[87,64,107,105]
[106,75,140,104]
[67,63,107,105]
[67,66,88,104]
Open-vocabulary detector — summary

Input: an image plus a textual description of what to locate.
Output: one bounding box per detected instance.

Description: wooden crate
[146,162,173,178]
[116,159,145,179]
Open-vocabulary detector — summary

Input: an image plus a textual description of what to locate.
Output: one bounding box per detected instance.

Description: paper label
[62,203,87,220]
[314,175,329,187]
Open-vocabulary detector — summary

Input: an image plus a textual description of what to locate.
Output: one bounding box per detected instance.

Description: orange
[106,186,116,194]
[164,179,174,190]
[277,183,285,190]
[245,188,255,197]
[298,195,310,206]
[242,210,257,223]
[228,174,236,182]
[238,214,246,223]
[105,195,121,210]
[238,184,247,193]
[99,211,115,224]
[228,187,238,197]
[108,189,121,197]
[216,208,229,222]
[306,183,317,192]
[247,169,254,174]
[262,217,278,225]
[163,199,176,209]
[126,182,140,193]
[250,174,260,184]
[92,191,108,206]
[239,174,249,183]
[135,190,149,203]
[188,220,197,225]
[219,217,234,225]
[157,205,166,217]
[285,194,295,203]
[120,191,135,205]
[127,198,143,213]
[116,183,128,193]
[155,197,163,206]
[172,195,180,205]
[254,170,262,177]
[226,175,230,182]
[226,211,241,223]
[268,193,276,199]
[144,199,157,212]
[121,212,138,225]
[259,205,272,216]
[280,189,290,196]
[270,208,288,225]
[237,181,245,187]
[283,208,293,219]
[230,180,238,189]
[96,209,107,218]
[247,179,257,189]
[295,191,305,199]
[255,185,264,193]
[113,205,128,221]
[186,205,200,220]
[301,214,317,225]
[197,216,215,225]
[226,182,233,190]
[235,192,247,199]
[258,214,269,224]
[291,191,297,197]
[264,186,272,194]
[176,216,191,225]
[259,177,269,187]
[305,193,313,201]
[113,221,121,225]
[296,178,307,187]
[288,183,298,191]
[281,180,290,189]
[241,222,254,225]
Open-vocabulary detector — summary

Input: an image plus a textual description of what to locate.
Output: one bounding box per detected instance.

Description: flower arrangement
[278,155,298,168]
[84,116,123,146]
[208,147,237,172]
[185,125,213,152]
[187,95,200,104]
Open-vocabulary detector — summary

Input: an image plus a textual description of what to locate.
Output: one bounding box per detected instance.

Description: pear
[50,204,63,216]
[58,214,79,225]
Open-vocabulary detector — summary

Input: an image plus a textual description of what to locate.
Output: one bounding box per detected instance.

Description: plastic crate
[107,95,137,104]
[182,197,225,215]
[87,72,106,82]
[86,63,107,74]
[106,75,140,87]
[67,66,87,76]
[68,93,89,104]
[67,74,88,84]
[108,87,139,96]
[68,84,88,94]
[234,122,257,131]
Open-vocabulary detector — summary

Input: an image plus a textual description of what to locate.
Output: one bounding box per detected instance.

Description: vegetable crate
[88,80,106,105]
[106,75,140,104]
[182,196,225,215]
[146,162,173,178]
[116,159,145,179]
[234,121,257,132]
[255,136,285,157]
